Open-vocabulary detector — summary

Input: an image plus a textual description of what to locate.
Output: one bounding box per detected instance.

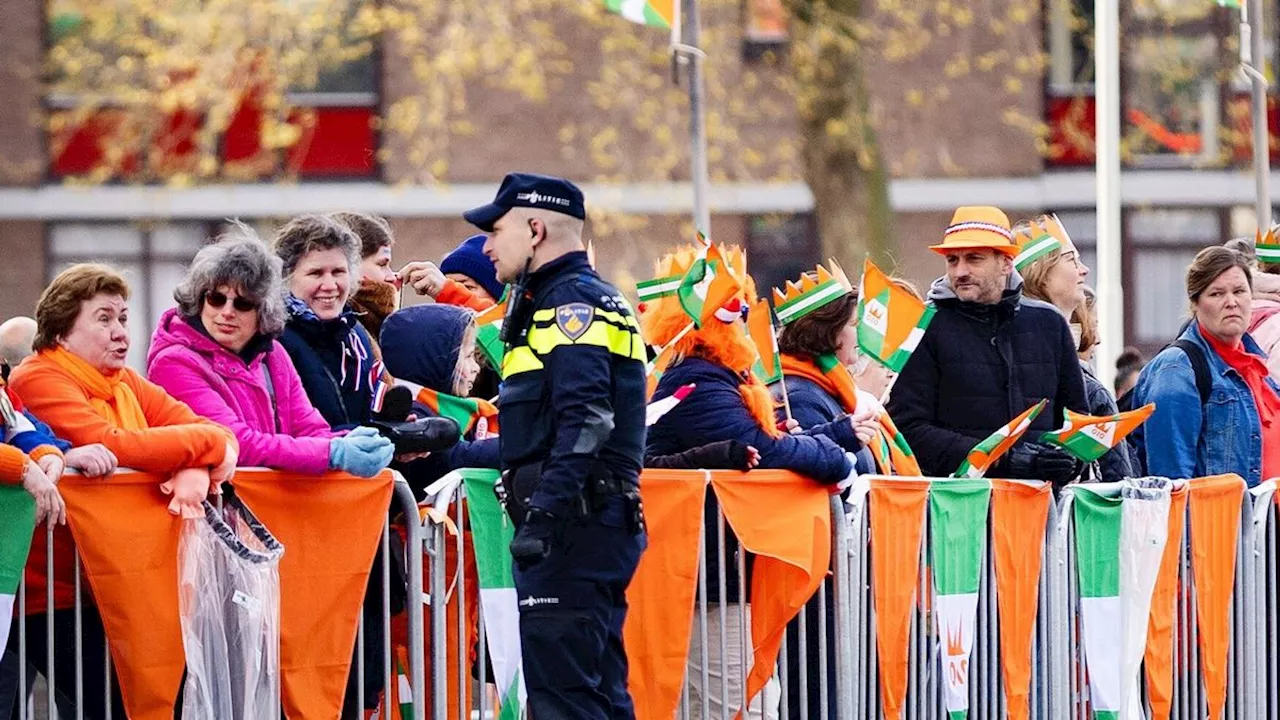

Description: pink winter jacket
[1250,272,1280,379]
[146,308,337,474]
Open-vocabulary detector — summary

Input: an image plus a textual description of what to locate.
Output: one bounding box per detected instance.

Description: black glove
[645,440,752,470]
[510,508,560,570]
[369,416,460,455]
[996,442,1083,487]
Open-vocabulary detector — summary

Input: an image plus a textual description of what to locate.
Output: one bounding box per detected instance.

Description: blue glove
[329,427,395,478]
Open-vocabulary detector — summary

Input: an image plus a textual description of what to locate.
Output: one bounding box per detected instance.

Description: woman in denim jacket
[1133,246,1280,487]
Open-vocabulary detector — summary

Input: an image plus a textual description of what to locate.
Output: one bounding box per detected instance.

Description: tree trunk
[784,0,894,267]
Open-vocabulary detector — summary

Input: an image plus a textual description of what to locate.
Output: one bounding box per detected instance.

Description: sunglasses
[205,290,259,313]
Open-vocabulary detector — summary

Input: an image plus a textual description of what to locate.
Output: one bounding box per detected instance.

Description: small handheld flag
[748,298,783,386]
[856,259,936,372]
[677,243,743,328]
[604,0,675,27]
[474,296,508,370]
[1040,404,1155,463]
[645,321,695,400]
[646,383,696,426]
[952,400,1048,479]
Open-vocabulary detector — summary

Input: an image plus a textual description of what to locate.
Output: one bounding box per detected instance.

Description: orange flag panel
[869,478,930,720]
[991,479,1051,720]
[1188,474,1245,720]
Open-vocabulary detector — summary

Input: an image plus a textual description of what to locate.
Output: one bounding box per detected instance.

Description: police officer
[464,172,648,719]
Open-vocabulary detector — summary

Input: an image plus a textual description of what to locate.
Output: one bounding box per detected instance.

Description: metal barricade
[4,469,423,720]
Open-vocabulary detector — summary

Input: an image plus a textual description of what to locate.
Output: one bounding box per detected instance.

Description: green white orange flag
[678,243,742,328]
[747,298,783,385]
[1040,404,1154,463]
[391,379,500,439]
[952,400,1047,479]
[604,0,675,27]
[474,295,508,370]
[856,258,936,372]
[1072,481,1170,720]
[645,321,694,400]
[636,274,682,305]
[0,485,35,652]
[929,478,991,720]
[462,469,526,720]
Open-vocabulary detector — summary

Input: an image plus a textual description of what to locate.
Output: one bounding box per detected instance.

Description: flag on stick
[952,400,1048,479]
[856,259,936,372]
[1040,404,1155,463]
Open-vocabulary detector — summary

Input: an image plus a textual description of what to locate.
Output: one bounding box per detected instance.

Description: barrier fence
[4,470,1278,720]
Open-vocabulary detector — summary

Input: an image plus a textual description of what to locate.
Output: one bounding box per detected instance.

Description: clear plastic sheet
[178,497,284,720]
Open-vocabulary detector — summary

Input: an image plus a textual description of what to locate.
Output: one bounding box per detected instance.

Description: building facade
[0,0,1274,369]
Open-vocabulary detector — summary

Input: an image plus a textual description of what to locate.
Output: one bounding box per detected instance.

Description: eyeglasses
[205,290,259,313]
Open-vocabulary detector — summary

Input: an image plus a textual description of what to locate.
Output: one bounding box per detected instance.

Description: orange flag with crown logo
[869,478,930,720]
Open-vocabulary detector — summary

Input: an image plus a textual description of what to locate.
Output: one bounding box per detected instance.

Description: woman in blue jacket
[642,245,863,720]
[1133,245,1280,486]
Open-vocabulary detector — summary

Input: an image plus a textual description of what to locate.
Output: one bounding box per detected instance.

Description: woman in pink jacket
[146,226,394,477]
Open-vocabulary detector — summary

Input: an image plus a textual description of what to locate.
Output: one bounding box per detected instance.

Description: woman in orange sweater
[11,264,239,513]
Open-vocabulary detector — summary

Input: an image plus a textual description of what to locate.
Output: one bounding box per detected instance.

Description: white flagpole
[1094,0,1123,394]
[1243,0,1273,231]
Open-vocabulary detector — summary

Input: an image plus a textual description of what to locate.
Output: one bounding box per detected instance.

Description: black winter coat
[886,275,1089,478]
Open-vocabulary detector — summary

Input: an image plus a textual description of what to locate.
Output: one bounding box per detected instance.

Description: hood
[148,307,273,369]
[379,304,473,392]
[349,279,399,339]
[1254,270,1280,304]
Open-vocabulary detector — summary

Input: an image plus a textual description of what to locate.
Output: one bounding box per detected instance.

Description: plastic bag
[178,496,284,720]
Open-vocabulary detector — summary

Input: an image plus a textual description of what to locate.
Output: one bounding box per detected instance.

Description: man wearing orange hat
[886,206,1088,485]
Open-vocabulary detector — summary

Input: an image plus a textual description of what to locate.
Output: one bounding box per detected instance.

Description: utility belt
[497,460,644,535]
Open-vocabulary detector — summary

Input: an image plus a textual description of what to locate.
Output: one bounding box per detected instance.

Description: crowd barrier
[3,468,424,720]
[5,469,1278,720]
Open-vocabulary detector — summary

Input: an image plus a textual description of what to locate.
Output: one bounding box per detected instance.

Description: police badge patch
[556,303,595,341]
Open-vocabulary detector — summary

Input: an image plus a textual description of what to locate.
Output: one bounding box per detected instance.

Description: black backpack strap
[1171,339,1212,406]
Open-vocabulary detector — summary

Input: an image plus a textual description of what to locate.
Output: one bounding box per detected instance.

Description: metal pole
[1245,0,1273,231]
[1094,0,1123,395]
[680,0,712,234]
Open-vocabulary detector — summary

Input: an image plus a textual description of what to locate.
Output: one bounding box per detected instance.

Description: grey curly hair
[273,214,361,279]
[174,223,287,336]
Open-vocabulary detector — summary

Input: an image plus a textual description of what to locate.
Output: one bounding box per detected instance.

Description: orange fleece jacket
[0,444,26,484]
[11,354,235,474]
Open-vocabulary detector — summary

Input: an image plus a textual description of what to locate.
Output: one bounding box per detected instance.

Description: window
[48,223,210,371]
[1126,208,1223,350]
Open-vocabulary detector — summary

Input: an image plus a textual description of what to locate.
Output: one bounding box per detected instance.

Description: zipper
[318,362,352,426]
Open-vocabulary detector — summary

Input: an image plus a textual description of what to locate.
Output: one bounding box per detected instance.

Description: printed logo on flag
[556,303,595,340]
[1082,421,1116,447]
[863,297,889,336]
[944,621,969,692]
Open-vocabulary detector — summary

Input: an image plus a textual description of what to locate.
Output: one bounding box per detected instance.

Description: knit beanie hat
[440,235,504,300]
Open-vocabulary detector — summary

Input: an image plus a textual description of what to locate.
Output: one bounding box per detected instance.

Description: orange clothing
[11,350,234,473]
[436,279,496,312]
[0,444,26,484]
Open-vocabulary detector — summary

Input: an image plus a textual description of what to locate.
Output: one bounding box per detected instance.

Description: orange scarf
[43,346,148,431]
[780,353,859,414]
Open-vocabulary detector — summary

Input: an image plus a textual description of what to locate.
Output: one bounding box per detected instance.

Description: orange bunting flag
[869,478,930,720]
[991,479,1052,720]
[1187,474,1246,720]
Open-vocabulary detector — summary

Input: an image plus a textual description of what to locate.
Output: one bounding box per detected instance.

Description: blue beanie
[439,235,504,301]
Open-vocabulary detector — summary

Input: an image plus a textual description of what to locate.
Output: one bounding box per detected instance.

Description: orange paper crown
[771,259,855,325]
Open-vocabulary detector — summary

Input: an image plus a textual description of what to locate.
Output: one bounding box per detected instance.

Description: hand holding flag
[952,400,1048,479]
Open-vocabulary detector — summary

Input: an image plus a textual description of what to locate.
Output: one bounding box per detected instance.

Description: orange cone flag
[991,479,1052,720]
[711,471,831,718]
[624,470,709,720]
[232,469,394,720]
[1144,482,1189,720]
[59,471,186,720]
[1188,474,1245,720]
[869,478,930,720]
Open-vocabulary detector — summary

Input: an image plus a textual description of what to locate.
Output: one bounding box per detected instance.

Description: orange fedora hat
[929,206,1017,256]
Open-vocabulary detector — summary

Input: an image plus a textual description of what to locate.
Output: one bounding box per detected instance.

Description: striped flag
[930,479,991,720]
[391,379,500,439]
[646,383,695,426]
[677,243,742,328]
[0,485,36,651]
[462,469,526,720]
[474,296,508,370]
[604,0,676,28]
[952,400,1047,479]
[645,321,694,400]
[747,298,783,385]
[1072,482,1170,720]
[1216,0,1241,7]
[636,274,682,305]
[856,258,936,372]
[1040,404,1154,463]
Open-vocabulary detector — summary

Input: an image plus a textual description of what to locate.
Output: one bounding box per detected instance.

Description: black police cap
[463,173,586,232]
